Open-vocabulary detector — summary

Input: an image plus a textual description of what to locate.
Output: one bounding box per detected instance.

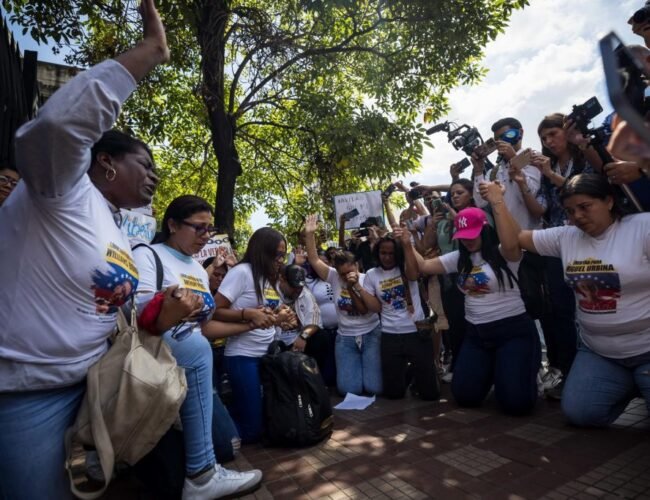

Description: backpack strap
[133,243,163,291]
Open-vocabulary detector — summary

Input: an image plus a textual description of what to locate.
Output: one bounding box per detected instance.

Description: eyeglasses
[0,175,18,188]
[180,221,218,237]
[275,251,287,261]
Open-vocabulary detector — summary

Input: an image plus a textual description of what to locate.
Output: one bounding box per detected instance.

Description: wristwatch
[299,331,310,341]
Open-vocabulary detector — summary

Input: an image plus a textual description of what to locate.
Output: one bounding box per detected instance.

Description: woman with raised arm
[399,181,541,416]
[0,3,169,497]
[304,214,382,397]
[359,234,439,400]
[0,3,261,498]
[515,173,650,427]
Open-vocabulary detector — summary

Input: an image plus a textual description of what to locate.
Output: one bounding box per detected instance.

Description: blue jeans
[562,345,650,427]
[225,355,263,444]
[134,391,240,500]
[163,330,215,475]
[0,383,85,499]
[335,324,382,396]
[451,313,541,416]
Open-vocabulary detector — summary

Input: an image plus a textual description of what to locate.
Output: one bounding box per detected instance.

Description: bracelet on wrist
[491,199,505,206]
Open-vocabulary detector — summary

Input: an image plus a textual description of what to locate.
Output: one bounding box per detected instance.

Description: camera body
[567,97,603,134]
[448,124,483,156]
[382,184,397,197]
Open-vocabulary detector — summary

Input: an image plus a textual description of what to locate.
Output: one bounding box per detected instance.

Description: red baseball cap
[452,207,488,240]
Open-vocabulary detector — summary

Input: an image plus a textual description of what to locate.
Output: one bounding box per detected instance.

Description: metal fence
[0,14,38,169]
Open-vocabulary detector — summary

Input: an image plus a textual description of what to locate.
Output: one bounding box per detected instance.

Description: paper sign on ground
[333,393,376,410]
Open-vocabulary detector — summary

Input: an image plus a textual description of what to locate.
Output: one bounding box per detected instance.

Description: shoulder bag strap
[132,243,163,291]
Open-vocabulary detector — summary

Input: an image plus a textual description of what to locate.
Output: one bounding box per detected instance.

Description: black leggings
[380,331,440,400]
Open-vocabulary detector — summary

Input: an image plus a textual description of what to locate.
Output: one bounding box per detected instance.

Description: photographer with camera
[471,117,544,230]
[531,113,601,398]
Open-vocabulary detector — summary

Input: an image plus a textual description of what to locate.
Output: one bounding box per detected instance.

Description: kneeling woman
[516,174,650,427]
[400,183,541,416]
[305,215,382,397]
[359,235,439,400]
[134,195,261,498]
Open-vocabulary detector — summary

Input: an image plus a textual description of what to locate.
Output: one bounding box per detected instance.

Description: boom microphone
[426,122,449,135]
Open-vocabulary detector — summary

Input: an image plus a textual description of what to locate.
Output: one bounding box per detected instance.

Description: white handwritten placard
[193,234,233,265]
[120,209,157,246]
[333,190,384,229]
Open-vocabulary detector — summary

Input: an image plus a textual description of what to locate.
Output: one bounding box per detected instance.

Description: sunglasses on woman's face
[180,221,218,237]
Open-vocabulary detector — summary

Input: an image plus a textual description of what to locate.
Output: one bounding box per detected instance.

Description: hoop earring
[105,168,117,182]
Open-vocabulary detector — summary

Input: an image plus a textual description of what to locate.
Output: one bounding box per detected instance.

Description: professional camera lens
[633,7,650,24]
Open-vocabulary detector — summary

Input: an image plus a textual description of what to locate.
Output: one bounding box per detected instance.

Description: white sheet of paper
[333,393,376,410]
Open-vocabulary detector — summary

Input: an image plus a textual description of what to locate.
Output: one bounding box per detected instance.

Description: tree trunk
[195,0,240,239]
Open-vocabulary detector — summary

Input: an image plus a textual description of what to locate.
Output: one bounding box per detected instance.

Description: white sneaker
[441,372,453,383]
[182,464,263,500]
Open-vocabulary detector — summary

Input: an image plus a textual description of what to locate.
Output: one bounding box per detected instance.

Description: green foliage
[3,0,528,238]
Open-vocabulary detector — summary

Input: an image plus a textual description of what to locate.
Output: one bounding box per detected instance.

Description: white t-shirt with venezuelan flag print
[363,266,424,334]
[219,263,279,357]
[326,267,380,336]
[134,244,216,342]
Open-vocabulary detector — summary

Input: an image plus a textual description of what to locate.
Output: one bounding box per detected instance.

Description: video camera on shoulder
[567,97,603,134]
[426,121,495,164]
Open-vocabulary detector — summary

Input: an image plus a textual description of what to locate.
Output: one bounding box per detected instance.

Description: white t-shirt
[306,277,338,329]
[439,250,526,325]
[276,287,322,345]
[474,158,543,230]
[133,244,215,340]
[533,214,650,359]
[0,60,139,391]
[218,263,278,357]
[363,266,424,334]
[326,267,380,336]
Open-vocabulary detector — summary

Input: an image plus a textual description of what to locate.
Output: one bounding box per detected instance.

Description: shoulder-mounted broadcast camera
[426,121,483,156]
[426,121,496,170]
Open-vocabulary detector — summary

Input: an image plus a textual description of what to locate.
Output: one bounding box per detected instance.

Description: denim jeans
[381,331,440,401]
[225,355,263,444]
[0,383,85,499]
[134,391,240,500]
[451,313,541,416]
[163,329,215,475]
[335,324,382,396]
[561,345,650,427]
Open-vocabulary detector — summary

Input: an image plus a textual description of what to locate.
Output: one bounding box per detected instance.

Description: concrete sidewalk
[107,388,649,499]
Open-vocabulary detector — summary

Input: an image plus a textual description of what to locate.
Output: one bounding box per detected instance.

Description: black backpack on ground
[260,341,333,447]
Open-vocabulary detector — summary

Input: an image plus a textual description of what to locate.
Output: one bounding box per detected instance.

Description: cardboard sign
[193,234,233,265]
[333,190,384,229]
[120,209,157,246]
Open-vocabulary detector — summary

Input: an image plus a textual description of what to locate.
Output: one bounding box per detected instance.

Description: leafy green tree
[3,0,528,239]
